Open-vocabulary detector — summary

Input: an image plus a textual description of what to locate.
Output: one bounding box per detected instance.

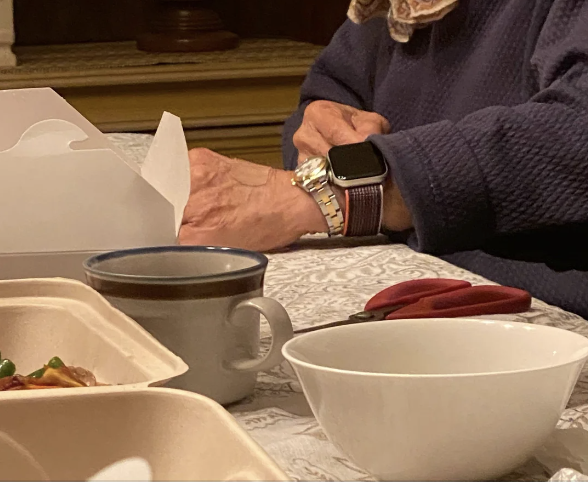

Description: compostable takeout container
[0,277,188,389]
[0,388,288,481]
[0,279,289,480]
[0,87,191,282]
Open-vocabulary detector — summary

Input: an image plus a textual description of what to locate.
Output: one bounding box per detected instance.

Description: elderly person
[180,0,588,318]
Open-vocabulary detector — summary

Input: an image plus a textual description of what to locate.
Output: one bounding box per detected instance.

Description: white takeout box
[0,277,188,390]
[0,88,191,282]
[0,388,289,481]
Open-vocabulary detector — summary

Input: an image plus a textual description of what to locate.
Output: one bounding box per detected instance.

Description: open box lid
[0,88,191,254]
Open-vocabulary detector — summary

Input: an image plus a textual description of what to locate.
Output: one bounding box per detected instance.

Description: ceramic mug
[83,246,293,405]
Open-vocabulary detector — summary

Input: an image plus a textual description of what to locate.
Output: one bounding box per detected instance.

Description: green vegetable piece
[47,356,65,369]
[0,359,16,378]
[28,368,45,378]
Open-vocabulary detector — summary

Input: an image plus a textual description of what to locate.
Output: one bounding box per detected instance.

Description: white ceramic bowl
[283,319,588,481]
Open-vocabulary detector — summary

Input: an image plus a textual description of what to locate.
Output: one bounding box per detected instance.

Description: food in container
[0,278,188,393]
[0,278,288,480]
[0,355,107,391]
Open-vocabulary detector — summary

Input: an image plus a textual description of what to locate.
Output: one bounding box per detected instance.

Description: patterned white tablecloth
[109,133,588,481]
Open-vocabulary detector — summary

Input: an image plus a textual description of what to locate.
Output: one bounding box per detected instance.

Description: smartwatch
[327,141,388,237]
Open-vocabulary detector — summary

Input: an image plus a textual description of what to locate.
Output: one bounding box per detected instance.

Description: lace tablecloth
[109,133,588,481]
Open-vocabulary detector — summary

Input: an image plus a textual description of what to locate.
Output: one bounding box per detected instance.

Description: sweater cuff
[370,121,494,254]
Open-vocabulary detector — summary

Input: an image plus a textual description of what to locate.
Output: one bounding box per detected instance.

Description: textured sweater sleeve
[282,19,389,169]
[371,0,588,254]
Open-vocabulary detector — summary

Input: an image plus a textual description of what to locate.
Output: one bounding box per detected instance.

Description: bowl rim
[282,318,588,379]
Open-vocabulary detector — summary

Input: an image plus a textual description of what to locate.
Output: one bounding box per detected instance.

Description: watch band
[343,185,384,237]
[309,179,344,236]
[292,156,344,237]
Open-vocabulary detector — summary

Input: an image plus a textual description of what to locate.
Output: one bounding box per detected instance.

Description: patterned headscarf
[348,0,458,42]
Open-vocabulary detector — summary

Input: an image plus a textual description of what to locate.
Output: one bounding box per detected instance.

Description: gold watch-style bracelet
[291,156,344,236]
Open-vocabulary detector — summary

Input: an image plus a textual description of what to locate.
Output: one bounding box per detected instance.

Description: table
[110,133,588,481]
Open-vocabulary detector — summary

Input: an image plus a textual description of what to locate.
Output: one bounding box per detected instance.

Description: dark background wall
[14,0,349,46]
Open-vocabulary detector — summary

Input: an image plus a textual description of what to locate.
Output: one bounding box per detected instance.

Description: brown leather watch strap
[343,185,384,237]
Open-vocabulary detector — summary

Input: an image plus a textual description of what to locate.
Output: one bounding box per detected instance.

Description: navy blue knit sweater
[282,0,588,318]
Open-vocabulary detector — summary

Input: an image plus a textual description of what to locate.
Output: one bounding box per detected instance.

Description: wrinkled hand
[294,100,391,164]
[179,149,327,251]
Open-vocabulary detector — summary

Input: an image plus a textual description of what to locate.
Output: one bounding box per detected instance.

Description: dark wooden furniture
[1,40,322,167]
[14,0,349,47]
[137,1,240,52]
[7,0,349,166]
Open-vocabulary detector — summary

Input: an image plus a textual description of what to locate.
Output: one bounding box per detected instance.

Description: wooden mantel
[0,39,322,167]
[2,0,348,165]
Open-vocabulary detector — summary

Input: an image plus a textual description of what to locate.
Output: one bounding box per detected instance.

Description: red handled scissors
[294,278,532,334]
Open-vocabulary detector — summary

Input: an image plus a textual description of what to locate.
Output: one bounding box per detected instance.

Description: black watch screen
[327,141,387,181]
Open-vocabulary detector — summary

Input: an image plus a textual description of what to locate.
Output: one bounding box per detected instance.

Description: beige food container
[0,278,188,388]
[0,388,287,481]
[0,278,288,480]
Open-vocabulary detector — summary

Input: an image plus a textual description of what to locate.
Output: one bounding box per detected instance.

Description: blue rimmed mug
[84,246,293,405]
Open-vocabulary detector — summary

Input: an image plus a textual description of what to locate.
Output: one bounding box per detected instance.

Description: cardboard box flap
[7,118,95,158]
[0,88,139,173]
[141,112,190,234]
[0,88,191,254]
[0,120,176,253]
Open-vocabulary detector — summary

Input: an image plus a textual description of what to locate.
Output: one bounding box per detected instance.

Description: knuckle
[188,147,214,162]
[354,111,391,133]
[355,110,378,124]
[304,102,319,118]
[363,111,382,122]
[189,147,212,156]
[371,111,390,126]
[293,128,314,151]
[306,100,330,118]
[297,136,313,151]
[293,129,304,146]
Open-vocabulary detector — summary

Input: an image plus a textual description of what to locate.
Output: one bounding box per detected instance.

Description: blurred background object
[1,0,349,166]
[137,1,240,53]
[13,0,348,47]
[0,0,16,66]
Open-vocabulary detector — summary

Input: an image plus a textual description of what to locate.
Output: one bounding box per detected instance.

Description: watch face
[294,156,327,181]
[328,142,387,181]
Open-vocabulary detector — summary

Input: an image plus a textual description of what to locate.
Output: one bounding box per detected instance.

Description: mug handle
[227,297,294,372]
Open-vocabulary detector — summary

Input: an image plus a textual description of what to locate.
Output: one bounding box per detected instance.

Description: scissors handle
[385,285,532,320]
[365,279,472,312]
